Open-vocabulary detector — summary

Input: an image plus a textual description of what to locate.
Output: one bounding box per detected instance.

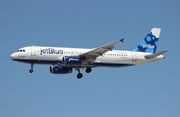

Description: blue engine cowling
[50,65,72,74]
[63,56,82,65]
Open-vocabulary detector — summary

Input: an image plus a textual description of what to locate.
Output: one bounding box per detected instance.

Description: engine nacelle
[50,65,72,74]
[63,56,82,65]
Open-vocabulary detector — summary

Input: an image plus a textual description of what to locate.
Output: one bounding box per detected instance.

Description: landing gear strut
[75,67,83,79]
[29,63,34,73]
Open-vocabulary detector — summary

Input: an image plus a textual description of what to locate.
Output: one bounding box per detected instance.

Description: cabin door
[132,52,137,61]
[31,46,36,56]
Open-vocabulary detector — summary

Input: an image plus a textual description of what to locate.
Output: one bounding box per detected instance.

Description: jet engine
[50,65,72,74]
[63,56,82,65]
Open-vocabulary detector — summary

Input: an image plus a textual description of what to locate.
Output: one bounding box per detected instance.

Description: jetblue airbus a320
[10,28,167,79]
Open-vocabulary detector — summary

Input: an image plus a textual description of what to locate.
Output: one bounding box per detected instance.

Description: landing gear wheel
[86,67,92,73]
[29,69,33,73]
[77,73,83,79]
[29,63,34,73]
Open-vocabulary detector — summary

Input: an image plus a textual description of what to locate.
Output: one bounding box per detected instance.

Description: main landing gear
[75,67,83,79]
[75,67,92,79]
[85,67,92,73]
[29,63,34,73]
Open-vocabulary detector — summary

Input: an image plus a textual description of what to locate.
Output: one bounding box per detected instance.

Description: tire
[77,73,83,79]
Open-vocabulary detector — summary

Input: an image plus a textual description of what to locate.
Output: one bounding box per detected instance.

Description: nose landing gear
[29,63,34,73]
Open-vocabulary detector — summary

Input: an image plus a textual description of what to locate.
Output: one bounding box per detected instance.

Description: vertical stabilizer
[133,28,161,53]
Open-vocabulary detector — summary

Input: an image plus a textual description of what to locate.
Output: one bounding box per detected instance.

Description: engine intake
[50,65,72,74]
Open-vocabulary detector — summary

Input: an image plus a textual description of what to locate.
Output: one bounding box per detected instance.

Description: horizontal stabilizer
[145,50,168,59]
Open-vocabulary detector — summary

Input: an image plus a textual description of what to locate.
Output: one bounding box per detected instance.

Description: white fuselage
[10,46,164,68]
[10,28,166,78]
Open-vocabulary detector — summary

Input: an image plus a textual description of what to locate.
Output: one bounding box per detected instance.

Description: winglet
[120,38,124,43]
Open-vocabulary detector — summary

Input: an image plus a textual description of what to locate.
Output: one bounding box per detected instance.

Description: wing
[80,39,124,64]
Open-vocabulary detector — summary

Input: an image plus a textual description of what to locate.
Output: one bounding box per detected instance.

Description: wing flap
[80,39,124,63]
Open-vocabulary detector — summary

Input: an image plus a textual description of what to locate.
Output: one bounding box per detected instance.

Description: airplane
[10,28,167,79]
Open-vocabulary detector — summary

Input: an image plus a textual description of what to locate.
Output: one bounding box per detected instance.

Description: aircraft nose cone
[10,53,16,60]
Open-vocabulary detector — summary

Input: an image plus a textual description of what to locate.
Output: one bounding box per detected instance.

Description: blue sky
[1,0,180,117]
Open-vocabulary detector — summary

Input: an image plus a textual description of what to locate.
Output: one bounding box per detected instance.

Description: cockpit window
[17,50,25,52]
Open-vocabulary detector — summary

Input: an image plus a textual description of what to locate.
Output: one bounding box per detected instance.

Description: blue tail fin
[133,28,161,53]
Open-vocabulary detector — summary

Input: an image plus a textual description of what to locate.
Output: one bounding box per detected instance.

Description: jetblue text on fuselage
[40,48,63,55]
[68,58,79,62]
